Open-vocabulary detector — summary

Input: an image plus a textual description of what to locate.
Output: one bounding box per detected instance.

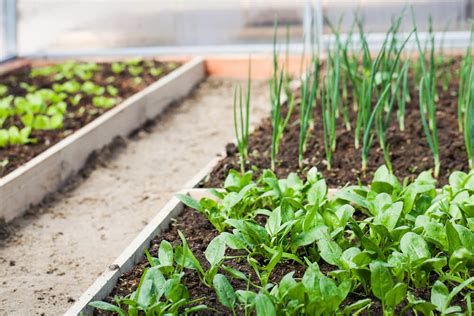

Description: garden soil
[0,78,269,315]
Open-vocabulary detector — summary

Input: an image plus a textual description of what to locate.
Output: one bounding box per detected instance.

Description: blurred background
[0,0,473,61]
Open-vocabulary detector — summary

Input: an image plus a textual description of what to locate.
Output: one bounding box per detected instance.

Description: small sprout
[149,67,163,77]
[77,106,85,116]
[111,62,125,74]
[128,65,144,77]
[19,82,37,93]
[92,96,117,109]
[125,58,142,66]
[0,84,7,96]
[133,77,143,85]
[106,85,118,97]
[81,81,105,96]
[0,159,8,168]
[69,94,82,106]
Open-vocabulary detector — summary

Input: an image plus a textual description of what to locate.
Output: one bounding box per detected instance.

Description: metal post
[4,0,17,59]
[303,0,324,56]
[314,0,324,55]
[303,0,313,52]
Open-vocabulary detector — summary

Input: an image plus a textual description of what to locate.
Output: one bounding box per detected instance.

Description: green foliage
[170,166,474,314]
[111,62,126,74]
[0,84,8,96]
[150,67,163,77]
[232,59,252,173]
[298,57,320,167]
[128,65,144,77]
[0,126,36,148]
[93,96,117,109]
[0,59,177,154]
[90,238,208,315]
[270,20,295,170]
[413,14,441,177]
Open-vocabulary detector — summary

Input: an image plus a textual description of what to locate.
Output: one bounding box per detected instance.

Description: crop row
[232,13,473,180]
[0,58,178,173]
[91,165,474,315]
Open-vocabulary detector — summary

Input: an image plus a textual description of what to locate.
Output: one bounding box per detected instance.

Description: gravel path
[0,78,268,315]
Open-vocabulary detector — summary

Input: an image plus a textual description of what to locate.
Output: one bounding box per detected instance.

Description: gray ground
[0,78,268,315]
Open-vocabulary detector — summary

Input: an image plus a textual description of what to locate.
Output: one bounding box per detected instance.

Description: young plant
[465,77,474,171]
[396,60,410,131]
[457,25,473,132]
[0,126,36,148]
[320,78,336,171]
[326,17,352,132]
[236,264,353,315]
[419,75,440,177]
[128,65,144,77]
[81,81,105,96]
[269,20,295,170]
[373,61,408,172]
[93,96,117,109]
[177,171,256,232]
[0,84,7,96]
[150,67,163,77]
[213,274,237,315]
[370,261,408,315]
[410,17,441,177]
[298,57,319,167]
[111,62,126,74]
[360,27,413,172]
[176,231,230,290]
[430,278,474,315]
[233,60,252,173]
[325,43,341,153]
[90,239,207,315]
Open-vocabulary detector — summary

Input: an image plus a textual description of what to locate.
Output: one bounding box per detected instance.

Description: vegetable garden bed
[69,167,474,315]
[0,57,205,222]
[69,14,474,316]
[203,56,467,188]
[0,58,177,177]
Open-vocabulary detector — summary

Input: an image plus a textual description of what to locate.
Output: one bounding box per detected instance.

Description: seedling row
[0,59,179,177]
[206,14,473,187]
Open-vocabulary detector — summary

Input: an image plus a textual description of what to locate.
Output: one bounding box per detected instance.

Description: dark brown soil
[98,207,472,316]
[203,58,466,188]
[0,60,178,178]
[100,207,310,315]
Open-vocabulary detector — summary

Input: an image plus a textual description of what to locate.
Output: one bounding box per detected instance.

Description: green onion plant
[396,59,410,131]
[458,24,473,132]
[462,67,474,169]
[359,26,413,172]
[232,59,252,173]
[298,57,320,167]
[270,21,295,170]
[413,14,440,177]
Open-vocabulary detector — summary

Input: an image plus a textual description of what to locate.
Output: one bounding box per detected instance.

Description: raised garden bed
[0,57,205,223]
[68,15,474,316]
[0,58,178,177]
[69,167,474,315]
